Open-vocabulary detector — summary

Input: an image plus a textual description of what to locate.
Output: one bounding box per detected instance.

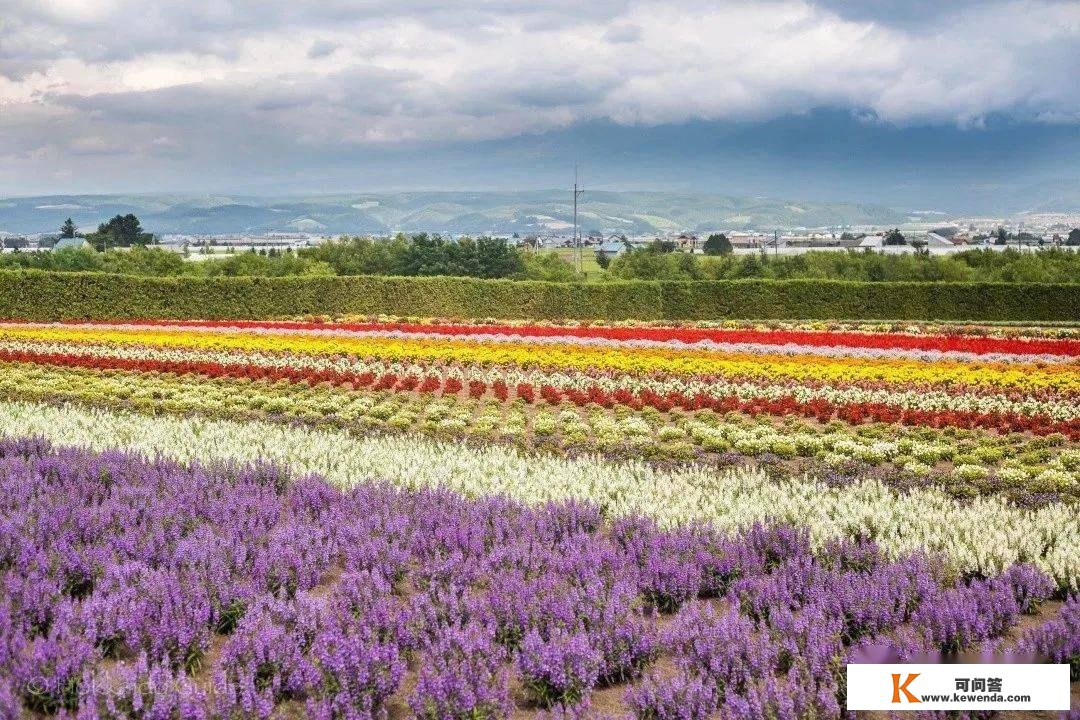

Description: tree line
[4,241,1077,284]
[604,242,1080,283]
[56,214,155,250]
[2,232,583,282]
[5,217,1077,284]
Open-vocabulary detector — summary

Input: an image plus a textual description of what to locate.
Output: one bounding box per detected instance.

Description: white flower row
[2,362,1074,484]
[0,399,1076,589]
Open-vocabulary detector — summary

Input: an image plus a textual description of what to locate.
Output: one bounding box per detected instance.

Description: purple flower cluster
[409,622,511,720]
[1018,594,1080,681]
[518,628,601,707]
[0,437,1071,719]
[627,672,716,720]
[84,652,207,720]
[212,597,318,717]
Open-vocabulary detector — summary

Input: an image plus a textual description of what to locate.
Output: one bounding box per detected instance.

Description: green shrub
[770,439,798,459]
[0,270,1075,322]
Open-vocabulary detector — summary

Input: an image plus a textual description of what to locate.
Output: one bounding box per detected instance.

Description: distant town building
[52,237,91,251]
[923,232,956,248]
[727,233,766,249]
[597,238,630,259]
[675,232,698,251]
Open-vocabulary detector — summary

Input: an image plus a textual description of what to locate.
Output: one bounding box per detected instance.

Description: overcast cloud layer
[1,0,1078,198]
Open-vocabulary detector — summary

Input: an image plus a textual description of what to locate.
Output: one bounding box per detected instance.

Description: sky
[1,0,1079,211]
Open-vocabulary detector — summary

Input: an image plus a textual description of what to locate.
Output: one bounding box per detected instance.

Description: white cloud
[306,39,339,59]
[0,0,1077,192]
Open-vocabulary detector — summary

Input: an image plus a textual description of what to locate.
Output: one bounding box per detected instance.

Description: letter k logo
[891,673,921,703]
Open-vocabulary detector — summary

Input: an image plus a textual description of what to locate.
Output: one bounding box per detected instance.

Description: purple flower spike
[409,622,512,720]
[1017,594,1080,680]
[627,672,718,720]
[83,652,208,720]
[517,628,601,708]
[999,563,1055,615]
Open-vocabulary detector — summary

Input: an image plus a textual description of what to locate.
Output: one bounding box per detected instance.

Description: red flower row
[47,319,1080,357]
[2,348,1076,439]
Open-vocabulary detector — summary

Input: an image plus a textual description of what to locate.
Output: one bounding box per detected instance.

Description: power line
[572,165,585,274]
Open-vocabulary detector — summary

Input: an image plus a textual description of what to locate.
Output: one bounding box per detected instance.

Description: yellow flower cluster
[0,325,1074,393]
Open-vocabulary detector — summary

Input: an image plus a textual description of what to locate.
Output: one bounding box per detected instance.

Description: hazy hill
[0,191,912,236]
[1004,179,1080,213]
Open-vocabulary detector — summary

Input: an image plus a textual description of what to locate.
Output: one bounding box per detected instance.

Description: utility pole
[572,166,585,274]
[774,230,779,257]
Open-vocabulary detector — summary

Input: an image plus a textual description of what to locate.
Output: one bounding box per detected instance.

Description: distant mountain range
[996,178,1080,215]
[0,191,915,236]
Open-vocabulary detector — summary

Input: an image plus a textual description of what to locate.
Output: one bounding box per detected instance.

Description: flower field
[0,317,1077,718]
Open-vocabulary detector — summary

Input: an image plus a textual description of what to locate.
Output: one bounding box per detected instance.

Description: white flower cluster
[0,399,1076,590]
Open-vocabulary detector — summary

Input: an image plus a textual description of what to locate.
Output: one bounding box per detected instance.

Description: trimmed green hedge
[0,270,1075,322]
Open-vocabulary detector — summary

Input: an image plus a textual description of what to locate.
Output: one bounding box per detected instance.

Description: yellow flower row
[0,325,1075,392]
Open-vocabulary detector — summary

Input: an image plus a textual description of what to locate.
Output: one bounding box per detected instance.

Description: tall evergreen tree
[882,228,906,246]
[59,218,77,238]
[703,233,733,256]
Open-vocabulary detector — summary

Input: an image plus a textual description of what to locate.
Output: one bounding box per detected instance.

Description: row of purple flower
[0,437,1076,719]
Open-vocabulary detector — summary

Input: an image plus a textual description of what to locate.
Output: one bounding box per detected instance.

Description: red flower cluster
[72,319,1080,357]
[2,348,1075,439]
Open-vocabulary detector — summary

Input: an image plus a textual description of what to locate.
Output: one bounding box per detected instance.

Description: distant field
[538,246,605,278]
